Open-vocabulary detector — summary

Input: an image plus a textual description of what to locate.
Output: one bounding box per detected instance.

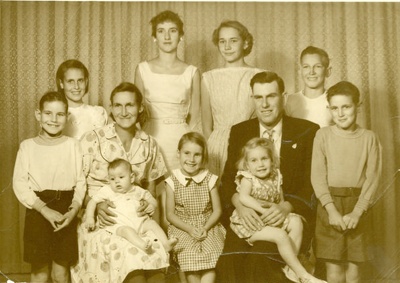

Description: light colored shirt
[80,123,167,196]
[311,125,382,212]
[285,90,332,128]
[259,119,282,159]
[13,135,86,211]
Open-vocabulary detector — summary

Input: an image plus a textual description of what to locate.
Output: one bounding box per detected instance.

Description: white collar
[172,169,208,186]
[259,119,283,138]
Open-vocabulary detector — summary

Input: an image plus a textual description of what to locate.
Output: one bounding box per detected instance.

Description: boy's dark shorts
[24,190,78,266]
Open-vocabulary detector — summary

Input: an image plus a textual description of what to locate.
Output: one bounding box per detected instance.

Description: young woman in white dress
[135,10,201,172]
[201,20,264,177]
[134,12,200,282]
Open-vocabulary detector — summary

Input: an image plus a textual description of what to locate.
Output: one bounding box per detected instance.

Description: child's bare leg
[286,215,303,254]
[248,226,323,282]
[200,269,216,283]
[346,262,360,283]
[186,271,201,283]
[51,260,69,283]
[116,226,152,253]
[31,263,49,282]
[142,219,177,251]
[326,261,346,283]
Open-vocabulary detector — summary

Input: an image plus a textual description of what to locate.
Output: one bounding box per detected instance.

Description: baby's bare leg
[142,219,177,251]
[116,226,152,253]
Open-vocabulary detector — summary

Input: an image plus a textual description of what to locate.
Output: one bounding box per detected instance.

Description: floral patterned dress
[71,123,168,283]
[230,170,291,239]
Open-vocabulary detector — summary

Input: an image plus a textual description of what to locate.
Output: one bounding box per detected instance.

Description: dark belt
[329,187,361,197]
[35,190,74,202]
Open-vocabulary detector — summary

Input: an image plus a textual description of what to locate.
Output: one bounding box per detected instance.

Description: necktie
[185,177,192,186]
[263,130,274,143]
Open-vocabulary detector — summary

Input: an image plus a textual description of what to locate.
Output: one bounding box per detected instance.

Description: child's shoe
[282,265,299,282]
[298,276,327,283]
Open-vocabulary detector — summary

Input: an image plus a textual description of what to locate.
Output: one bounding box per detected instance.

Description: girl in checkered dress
[230,138,326,283]
[165,132,226,283]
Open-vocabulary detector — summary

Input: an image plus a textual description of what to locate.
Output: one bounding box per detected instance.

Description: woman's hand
[97,200,117,226]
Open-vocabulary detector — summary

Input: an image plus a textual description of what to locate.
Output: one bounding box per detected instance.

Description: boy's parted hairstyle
[250,71,285,94]
[39,91,68,113]
[300,46,330,68]
[327,81,361,105]
[178,132,208,166]
[237,137,279,172]
[150,10,184,37]
[108,158,132,174]
[56,59,89,93]
[110,82,146,126]
[212,20,254,56]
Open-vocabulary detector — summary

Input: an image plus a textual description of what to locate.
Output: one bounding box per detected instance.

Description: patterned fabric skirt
[168,223,226,272]
[71,215,169,283]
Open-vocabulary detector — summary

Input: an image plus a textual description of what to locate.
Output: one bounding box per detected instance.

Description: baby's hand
[85,218,96,231]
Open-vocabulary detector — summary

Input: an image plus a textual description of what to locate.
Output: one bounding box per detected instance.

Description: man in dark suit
[216,71,320,283]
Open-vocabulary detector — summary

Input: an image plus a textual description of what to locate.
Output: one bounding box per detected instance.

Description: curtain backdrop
[1,2,399,280]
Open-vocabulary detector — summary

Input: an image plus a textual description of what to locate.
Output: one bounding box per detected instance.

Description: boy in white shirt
[285,46,332,128]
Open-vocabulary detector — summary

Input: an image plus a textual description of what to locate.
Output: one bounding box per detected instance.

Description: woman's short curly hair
[150,10,184,37]
[212,20,254,56]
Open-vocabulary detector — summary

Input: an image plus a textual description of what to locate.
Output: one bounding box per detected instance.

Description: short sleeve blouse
[80,123,167,196]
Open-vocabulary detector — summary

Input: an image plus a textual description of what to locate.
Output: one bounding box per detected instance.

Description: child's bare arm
[203,185,222,232]
[165,184,199,239]
[84,199,98,231]
[238,178,268,214]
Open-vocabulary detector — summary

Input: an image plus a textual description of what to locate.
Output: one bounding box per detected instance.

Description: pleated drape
[1,2,399,280]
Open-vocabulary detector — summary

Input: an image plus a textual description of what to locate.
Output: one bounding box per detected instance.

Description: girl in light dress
[201,20,264,176]
[135,10,201,171]
[165,132,226,283]
[230,138,326,283]
[56,59,108,140]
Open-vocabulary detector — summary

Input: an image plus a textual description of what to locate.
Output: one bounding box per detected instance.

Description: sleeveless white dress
[137,61,198,171]
[202,67,264,176]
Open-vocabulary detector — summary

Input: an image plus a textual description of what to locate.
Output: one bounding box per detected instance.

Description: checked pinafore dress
[166,169,226,272]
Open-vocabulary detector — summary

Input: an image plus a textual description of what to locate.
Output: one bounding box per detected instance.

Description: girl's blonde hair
[237,137,278,172]
[178,132,208,167]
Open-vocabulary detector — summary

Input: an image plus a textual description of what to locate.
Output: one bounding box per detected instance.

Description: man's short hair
[250,71,285,94]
